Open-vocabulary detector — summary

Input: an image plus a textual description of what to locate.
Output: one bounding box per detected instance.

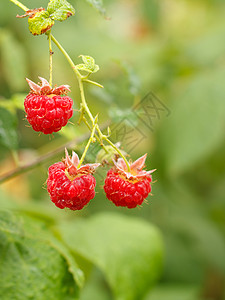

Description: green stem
[50,34,96,125]
[9,0,28,11]
[83,117,109,154]
[48,31,53,87]
[77,124,96,168]
[103,137,131,172]
[78,78,95,125]
[50,34,79,77]
[83,79,104,88]
[9,0,129,172]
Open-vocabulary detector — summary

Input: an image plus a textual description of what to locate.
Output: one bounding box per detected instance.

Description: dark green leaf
[159,67,225,174]
[0,210,83,300]
[28,11,54,35]
[47,0,75,21]
[0,107,18,149]
[58,213,163,300]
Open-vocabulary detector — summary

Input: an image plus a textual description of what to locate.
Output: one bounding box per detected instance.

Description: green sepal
[28,10,54,35]
[47,0,75,21]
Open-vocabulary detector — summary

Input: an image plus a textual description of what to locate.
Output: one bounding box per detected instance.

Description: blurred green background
[0,0,225,299]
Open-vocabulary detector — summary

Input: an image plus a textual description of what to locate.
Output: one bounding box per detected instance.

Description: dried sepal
[113,154,156,180]
[26,77,71,95]
[63,148,100,178]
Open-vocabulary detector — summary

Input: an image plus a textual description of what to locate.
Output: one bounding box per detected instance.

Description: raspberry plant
[0,1,164,299]
[9,0,155,210]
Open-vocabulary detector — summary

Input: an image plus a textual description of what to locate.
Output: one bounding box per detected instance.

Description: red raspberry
[104,154,155,208]
[47,149,100,210]
[24,77,73,134]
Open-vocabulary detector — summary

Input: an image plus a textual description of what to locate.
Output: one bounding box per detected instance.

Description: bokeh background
[0,0,225,299]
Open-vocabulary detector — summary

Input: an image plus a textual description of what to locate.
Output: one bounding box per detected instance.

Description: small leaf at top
[80,55,95,69]
[47,0,75,21]
[28,10,54,35]
[76,55,99,74]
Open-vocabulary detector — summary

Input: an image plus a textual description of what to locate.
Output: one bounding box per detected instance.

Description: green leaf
[81,55,95,68]
[0,210,83,300]
[76,55,99,74]
[84,0,106,17]
[47,0,75,21]
[28,10,54,35]
[0,107,18,149]
[58,213,163,300]
[159,67,225,174]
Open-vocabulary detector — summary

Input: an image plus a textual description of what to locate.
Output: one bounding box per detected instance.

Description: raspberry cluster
[24,79,155,211]
[46,150,154,210]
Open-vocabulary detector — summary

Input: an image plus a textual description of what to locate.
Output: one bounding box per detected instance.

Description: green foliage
[1,0,225,299]
[47,0,75,21]
[28,0,75,35]
[58,213,164,300]
[159,67,225,174]
[28,10,55,35]
[0,210,82,300]
[76,55,99,74]
[0,107,18,149]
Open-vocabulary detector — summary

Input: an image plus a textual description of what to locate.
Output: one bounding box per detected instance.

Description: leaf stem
[83,79,104,88]
[9,0,28,11]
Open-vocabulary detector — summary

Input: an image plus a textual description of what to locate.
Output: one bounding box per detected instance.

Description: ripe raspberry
[24,77,73,134]
[104,154,155,208]
[47,149,100,210]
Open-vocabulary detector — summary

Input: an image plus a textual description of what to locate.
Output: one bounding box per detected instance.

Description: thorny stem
[9,0,131,172]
